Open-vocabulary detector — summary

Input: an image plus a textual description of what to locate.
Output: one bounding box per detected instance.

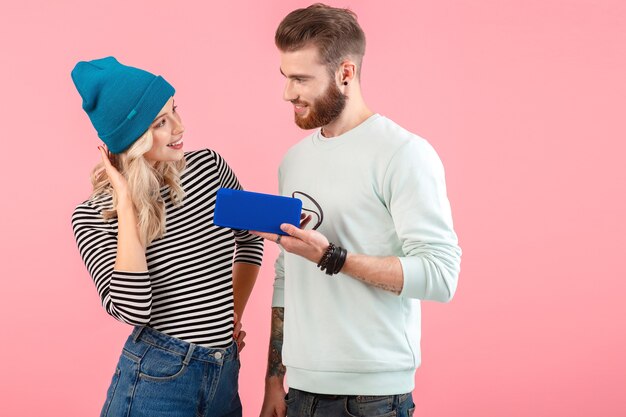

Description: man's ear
[338,59,357,85]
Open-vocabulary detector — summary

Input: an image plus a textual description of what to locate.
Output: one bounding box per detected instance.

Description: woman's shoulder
[72,193,113,219]
[70,193,114,235]
[183,148,226,171]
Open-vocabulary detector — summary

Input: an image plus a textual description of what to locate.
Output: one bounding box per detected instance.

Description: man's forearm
[266,307,286,383]
[340,252,404,295]
[269,224,404,295]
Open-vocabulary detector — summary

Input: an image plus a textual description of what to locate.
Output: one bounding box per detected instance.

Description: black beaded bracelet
[325,245,340,275]
[317,243,347,276]
[317,243,335,271]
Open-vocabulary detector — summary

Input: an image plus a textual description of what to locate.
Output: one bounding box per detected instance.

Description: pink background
[1,0,625,416]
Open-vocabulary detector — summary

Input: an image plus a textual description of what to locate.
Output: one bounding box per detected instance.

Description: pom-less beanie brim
[101,76,174,153]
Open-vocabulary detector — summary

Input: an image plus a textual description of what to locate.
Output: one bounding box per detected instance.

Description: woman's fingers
[237,330,246,352]
[98,145,130,197]
[233,319,242,337]
[98,146,113,170]
[233,312,246,352]
[98,145,119,180]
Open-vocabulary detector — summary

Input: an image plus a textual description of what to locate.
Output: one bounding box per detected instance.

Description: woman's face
[143,97,185,163]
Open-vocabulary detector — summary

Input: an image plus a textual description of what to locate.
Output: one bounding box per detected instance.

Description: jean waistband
[127,326,238,364]
[290,388,411,402]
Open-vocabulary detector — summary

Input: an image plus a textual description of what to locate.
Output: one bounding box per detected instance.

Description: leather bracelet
[317,243,335,270]
[333,247,347,274]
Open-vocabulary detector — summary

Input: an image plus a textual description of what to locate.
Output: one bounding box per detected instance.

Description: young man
[256,4,461,416]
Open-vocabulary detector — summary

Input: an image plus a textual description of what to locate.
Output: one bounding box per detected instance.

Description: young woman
[70,56,263,417]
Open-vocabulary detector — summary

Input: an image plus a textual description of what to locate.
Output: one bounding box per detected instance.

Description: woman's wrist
[116,194,135,211]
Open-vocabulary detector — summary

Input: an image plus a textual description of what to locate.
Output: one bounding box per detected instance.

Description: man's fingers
[300,214,312,229]
[250,231,279,242]
[281,223,306,239]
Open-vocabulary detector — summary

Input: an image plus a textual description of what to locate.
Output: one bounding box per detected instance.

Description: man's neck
[321,102,374,138]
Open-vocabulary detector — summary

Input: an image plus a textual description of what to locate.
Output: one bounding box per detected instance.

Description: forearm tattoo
[353,273,402,295]
[341,254,403,295]
[367,280,401,295]
[267,307,286,379]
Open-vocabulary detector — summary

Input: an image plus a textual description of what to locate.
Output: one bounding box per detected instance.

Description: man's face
[280,46,346,130]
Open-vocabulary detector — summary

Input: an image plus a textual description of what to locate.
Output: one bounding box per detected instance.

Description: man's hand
[252,222,329,264]
[259,379,287,417]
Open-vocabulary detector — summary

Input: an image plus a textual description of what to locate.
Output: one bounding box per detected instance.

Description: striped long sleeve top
[72,149,264,347]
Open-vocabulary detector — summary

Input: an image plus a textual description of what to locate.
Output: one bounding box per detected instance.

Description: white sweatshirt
[272,114,461,395]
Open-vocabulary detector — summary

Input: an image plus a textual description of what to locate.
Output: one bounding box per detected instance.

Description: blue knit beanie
[71,56,175,154]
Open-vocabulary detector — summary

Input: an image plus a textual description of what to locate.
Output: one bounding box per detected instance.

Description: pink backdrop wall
[1,0,624,416]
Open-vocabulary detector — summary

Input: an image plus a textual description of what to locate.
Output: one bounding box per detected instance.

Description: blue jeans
[286,388,415,417]
[101,326,241,417]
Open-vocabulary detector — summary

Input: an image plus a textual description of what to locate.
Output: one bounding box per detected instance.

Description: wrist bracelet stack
[317,243,348,276]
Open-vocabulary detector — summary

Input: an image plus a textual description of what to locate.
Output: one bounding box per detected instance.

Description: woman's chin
[146,150,185,165]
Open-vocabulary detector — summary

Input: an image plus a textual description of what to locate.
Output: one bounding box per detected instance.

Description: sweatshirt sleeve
[271,163,286,308]
[71,203,153,325]
[271,250,285,308]
[210,149,264,266]
[383,139,462,302]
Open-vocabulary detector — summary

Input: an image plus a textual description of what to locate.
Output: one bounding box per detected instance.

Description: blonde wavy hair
[91,130,186,245]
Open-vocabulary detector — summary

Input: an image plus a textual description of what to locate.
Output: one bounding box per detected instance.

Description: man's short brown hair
[275,3,366,77]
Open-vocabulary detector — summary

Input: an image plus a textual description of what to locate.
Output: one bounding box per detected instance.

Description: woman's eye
[173,105,178,113]
[155,119,166,128]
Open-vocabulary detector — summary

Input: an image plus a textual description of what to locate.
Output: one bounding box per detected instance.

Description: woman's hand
[98,146,131,203]
[98,146,146,250]
[233,312,246,352]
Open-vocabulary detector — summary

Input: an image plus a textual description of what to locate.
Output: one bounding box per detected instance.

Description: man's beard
[293,81,347,130]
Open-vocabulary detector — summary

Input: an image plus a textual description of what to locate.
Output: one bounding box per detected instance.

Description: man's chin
[294,115,320,130]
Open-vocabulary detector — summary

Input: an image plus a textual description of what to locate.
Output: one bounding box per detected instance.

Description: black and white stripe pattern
[72,149,264,347]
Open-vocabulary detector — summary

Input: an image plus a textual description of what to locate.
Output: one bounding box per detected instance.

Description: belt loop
[183,343,196,366]
[132,326,145,342]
